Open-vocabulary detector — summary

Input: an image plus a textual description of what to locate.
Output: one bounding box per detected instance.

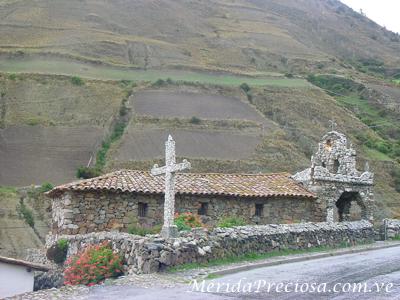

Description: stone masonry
[51,190,318,235]
[293,131,374,222]
[384,219,400,239]
[46,221,375,274]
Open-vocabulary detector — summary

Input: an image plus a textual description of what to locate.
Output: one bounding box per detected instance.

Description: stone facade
[293,131,374,222]
[383,219,400,239]
[47,221,375,274]
[51,190,319,235]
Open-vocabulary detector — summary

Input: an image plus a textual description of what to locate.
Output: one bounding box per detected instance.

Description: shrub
[128,224,161,236]
[240,83,250,93]
[64,242,123,286]
[76,166,101,179]
[47,239,69,264]
[217,216,246,228]
[38,182,54,193]
[284,73,294,78]
[8,73,17,80]
[189,116,201,124]
[153,79,166,87]
[71,76,84,86]
[119,105,128,117]
[16,201,34,228]
[27,182,54,199]
[174,212,203,231]
[391,168,400,192]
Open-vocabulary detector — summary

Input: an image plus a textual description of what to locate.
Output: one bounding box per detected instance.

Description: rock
[198,247,206,256]
[203,246,211,253]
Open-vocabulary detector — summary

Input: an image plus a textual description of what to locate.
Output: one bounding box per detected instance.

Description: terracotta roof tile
[48,170,316,199]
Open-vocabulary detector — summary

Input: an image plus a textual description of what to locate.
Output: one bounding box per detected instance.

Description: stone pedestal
[161,225,179,239]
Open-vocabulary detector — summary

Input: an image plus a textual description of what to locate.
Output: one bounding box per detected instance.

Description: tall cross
[329,119,337,131]
[151,135,191,238]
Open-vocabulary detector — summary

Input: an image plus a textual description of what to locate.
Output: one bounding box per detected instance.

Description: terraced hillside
[0,187,43,258]
[133,90,268,124]
[0,73,125,186]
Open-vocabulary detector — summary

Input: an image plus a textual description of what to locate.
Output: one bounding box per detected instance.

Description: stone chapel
[47,131,374,235]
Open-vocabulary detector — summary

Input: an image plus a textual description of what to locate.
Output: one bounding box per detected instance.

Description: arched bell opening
[335,191,366,222]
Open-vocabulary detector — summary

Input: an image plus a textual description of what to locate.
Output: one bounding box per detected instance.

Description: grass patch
[0,186,17,196]
[362,147,392,161]
[0,58,309,87]
[167,243,364,273]
[392,235,400,241]
[217,216,246,228]
[307,74,400,161]
[71,76,84,86]
[95,121,126,170]
[16,200,35,228]
[206,274,222,280]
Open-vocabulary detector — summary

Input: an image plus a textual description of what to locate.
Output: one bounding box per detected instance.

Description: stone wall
[384,219,400,239]
[51,191,319,235]
[47,221,374,274]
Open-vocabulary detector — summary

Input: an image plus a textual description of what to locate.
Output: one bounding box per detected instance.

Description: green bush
[39,182,54,193]
[217,216,246,228]
[47,239,69,264]
[16,201,34,228]
[153,79,166,87]
[76,166,101,179]
[240,83,250,93]
[71,76,84,86]
[8,73,17,80]
[128,224,161,236]
[174,212,204,231]
[119,105,128,117]
[189,116,201,124]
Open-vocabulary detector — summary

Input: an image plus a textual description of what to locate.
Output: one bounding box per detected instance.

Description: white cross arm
[172,160,191,172]
[151,165,167,176]
[151,160,191,176]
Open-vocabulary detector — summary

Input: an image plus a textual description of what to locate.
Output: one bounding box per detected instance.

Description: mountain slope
[0,0,399,74]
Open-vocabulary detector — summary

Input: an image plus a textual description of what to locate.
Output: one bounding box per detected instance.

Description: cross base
[161,225,179,239]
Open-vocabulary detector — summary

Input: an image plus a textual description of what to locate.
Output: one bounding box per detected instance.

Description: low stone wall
[46,221,374,274]
[384,219,400,239]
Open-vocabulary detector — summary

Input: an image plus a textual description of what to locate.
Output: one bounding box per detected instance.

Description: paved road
[86,246,400,300]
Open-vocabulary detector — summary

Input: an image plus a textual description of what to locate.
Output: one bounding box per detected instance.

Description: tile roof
[47,170,316,199]
[0,256,50,272]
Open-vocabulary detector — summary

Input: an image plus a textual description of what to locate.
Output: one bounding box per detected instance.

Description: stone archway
[335,191,367,222]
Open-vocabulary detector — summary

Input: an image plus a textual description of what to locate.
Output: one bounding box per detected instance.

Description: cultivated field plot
[134,90,269,124]
[0,126,103,186]
[115,128,262,161]
[0,58,309,87]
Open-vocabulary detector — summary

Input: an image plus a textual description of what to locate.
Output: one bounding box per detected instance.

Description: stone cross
[151,135,191,238]
[329,119,337,131]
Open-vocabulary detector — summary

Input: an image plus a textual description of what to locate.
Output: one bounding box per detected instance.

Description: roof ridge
[47,169,316,199]
[121,169,292,177]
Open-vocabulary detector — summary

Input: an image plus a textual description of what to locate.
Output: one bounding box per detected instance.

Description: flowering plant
[174,212,204,231]
[64,242,123,286]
